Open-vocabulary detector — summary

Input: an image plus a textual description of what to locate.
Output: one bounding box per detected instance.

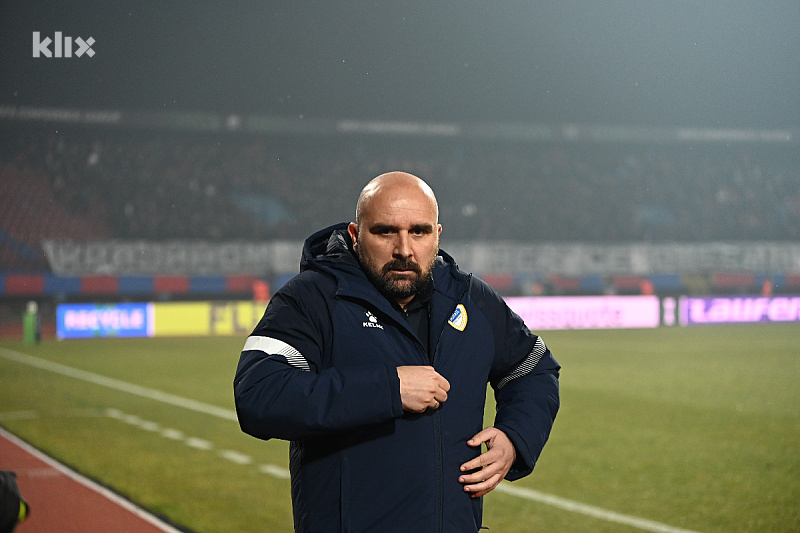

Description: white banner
[446,241,800,276]
[42,240,800,277]
[41,240,301,276]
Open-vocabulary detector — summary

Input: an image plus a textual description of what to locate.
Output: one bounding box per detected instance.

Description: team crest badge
[448,304,468,331]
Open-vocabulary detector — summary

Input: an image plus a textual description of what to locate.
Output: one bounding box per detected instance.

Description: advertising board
[56,301,264,339]
[57,303,154,339]
[679,295,800,325]
[505,295,661,330]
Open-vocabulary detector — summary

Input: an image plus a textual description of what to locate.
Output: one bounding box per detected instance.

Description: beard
[357,248,435,302]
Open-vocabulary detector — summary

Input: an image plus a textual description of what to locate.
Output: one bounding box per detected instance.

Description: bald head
[355,172,439,225]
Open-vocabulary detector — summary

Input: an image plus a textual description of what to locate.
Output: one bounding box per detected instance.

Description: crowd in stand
[2,124,799,272]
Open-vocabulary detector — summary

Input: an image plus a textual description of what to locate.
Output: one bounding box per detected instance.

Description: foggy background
[2,1,799,127]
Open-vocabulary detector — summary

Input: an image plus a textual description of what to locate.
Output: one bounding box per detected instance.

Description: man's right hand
[397,366,450,413]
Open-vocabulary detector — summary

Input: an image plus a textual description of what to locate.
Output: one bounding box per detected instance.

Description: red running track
[0,427,185,533]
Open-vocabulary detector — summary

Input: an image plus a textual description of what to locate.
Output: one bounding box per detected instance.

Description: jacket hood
[300,222,360,274]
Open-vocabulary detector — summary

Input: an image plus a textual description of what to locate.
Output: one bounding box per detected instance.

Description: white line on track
[0,426,185,533]
[218,450,253,465]
[107,407,280,475]
[495,484,701,533]
[259,464,291,479]
[186,437,213,450]
[1,347,702,533]
[0,348,237,421]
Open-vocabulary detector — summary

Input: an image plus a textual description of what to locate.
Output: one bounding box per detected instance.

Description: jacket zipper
[431,302,444,533]
[431,274,472,533]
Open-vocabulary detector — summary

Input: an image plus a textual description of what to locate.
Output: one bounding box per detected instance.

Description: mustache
[382,259,421,275]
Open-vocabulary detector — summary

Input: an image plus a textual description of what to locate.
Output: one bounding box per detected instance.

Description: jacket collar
[300,223,469,312]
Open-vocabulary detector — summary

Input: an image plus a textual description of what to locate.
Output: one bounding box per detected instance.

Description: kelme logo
[362,311,384,330]
[448,304,468,331]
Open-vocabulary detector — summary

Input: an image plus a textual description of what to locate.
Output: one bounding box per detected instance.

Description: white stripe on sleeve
[242,336,311,372]
[496,336,547,390]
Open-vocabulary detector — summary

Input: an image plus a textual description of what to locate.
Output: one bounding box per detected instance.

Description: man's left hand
[458,427,516,498]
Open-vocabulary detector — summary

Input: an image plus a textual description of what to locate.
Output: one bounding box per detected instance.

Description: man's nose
[393,232,412,258]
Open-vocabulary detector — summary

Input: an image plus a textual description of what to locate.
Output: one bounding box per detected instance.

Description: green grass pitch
[1,324,798,532]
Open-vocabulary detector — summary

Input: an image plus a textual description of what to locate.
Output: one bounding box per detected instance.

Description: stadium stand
[0,162,109,271]
[1,120,799,317]
[3,124,799,249]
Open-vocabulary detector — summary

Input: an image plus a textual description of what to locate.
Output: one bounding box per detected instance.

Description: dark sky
[2,1,799,127]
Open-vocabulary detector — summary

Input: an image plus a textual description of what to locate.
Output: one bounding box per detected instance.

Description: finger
[460,442,513,476]
[458,468,495,485]
[462,472,503,498]
[459,453,488,473]
[437,374,451,392]
[434,388,448,403]
[459,453,504,481]
[467,427,499,447]
[461,440,505,469]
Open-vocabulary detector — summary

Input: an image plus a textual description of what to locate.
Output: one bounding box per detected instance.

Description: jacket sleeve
[492,340,560,481]
[233,275,404,441]
[477,280,561,481]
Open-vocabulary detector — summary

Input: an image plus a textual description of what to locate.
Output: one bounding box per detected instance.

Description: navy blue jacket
[234,224,560,533]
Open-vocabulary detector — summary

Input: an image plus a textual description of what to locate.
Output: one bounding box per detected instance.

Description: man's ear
[347,222,359,249]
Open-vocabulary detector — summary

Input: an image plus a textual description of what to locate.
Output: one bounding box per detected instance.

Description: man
[234,172,560,532]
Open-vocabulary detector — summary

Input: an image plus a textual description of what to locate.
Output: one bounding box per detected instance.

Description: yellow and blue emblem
[448,304,468,331]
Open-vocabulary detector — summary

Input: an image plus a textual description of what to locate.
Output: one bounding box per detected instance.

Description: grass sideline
[1,325,799,532]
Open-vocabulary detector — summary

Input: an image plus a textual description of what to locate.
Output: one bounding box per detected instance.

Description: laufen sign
[680,296,800,325]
